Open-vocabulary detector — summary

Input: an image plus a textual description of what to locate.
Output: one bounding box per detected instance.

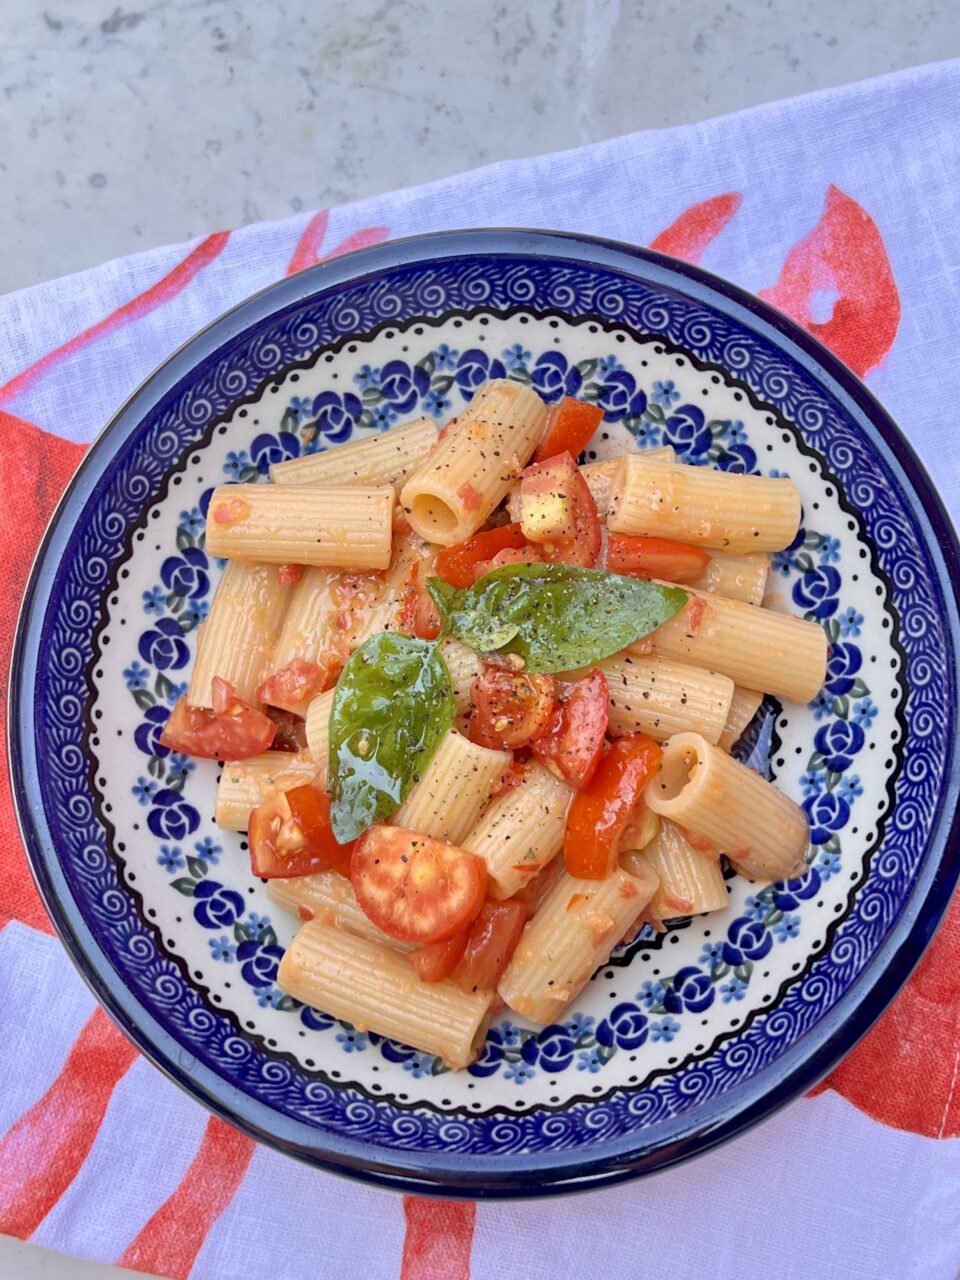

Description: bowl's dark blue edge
[9,228,960,1199]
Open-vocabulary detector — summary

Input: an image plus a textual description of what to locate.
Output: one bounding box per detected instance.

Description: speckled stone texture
[1,0,958,291]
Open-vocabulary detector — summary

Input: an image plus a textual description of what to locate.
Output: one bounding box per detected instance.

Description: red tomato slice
[607,534,710,584]
[257,658,333,713]
[519,451,601,567]
[532,669,609,789]
[351,826,487,944]
[534,397,604,463]
[564,734,662,879]
[286,782,355,878]
[411,930,469,983]
[434,523,528,588]
[159,683,277,760]
[452,900,529,994]
[248,785,355,879]
[396,561,443,640]
[468,667,556,750]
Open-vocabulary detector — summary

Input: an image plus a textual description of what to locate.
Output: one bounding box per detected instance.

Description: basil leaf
[426,562,688,673]
[328,633,457,842]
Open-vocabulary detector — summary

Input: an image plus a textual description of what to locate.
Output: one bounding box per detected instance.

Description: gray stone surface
[1,0,959,292]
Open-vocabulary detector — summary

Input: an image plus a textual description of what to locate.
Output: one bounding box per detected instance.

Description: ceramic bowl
[11,230,960,1196]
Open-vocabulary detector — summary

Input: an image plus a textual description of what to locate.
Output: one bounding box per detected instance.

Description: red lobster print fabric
[0,61,958,1280]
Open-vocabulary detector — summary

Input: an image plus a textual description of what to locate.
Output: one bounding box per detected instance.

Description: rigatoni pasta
[392,728,510,844]
[277,920,492,1069]
[608,454,801,553]
[644,732,809,882]
[188,560,290,707]
[498,862,660,1026]
[205,483,394,569]
[270,416,437,487]
[598,653,734,744]
[215,752,318,830]
[400,379,547,544]
[641,587,828,704]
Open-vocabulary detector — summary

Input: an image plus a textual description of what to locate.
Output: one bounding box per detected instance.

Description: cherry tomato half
[411,930,469,983]
[468,667,556,750]
[606,533,710,584]
[564,734,663,879]
[351,826,487,944]
[519,451,601,568]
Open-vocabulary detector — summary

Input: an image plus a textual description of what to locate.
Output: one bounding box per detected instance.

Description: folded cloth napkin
[1,59,959,1280]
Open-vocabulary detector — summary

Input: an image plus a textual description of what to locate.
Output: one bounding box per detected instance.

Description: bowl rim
[9,227,960,1198]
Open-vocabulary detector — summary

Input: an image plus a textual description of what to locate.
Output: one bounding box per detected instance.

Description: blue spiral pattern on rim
[35,253,951,1155]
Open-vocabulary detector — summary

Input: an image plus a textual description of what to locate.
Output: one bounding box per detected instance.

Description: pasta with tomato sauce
[161,379,824,1069]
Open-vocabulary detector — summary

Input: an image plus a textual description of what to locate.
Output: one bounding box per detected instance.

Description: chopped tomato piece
[412,930,469,983]
[397,561,442,640]
[351,826,487,944]
[519,451,601,567]
[159,681,276,760]
[452,900,529,994]
[468,667,556,750]
[257,658,333,713]
[248,783,355,879]
[491,758,529,800]
[534,397,604,462]
[458,481,483,510]
[564,734,662,879]
[286,782,354,878]
[265,707,309,753]
[277,563,304,586]
[434,523,528,588]
[607,534,710,584]
[532,669,609,789]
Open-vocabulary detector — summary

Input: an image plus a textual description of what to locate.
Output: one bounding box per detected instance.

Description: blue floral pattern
[119,336,876,1084]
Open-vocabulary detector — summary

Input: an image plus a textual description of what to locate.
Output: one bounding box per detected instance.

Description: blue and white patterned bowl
[11,230,960,1196]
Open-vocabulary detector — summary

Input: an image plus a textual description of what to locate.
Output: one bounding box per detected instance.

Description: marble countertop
[1,0,958,294]
[2,3,959,1278]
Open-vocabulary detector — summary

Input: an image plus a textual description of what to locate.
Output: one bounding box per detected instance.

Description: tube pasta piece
[256,568,343,712]
[719,687,764,753]
[461,761,571,900]
[205,484,394,570]
[498,863,660,1026]
[644,732,809,882]
[188,560,290,707]
[400,379,547,545]
[215,751,317,830]
[438,638,483,714]
[626,819,729,918]
[505,446,676,520]
[270,417,437,487]
[277,919,493,1069]
[598,653,734,745]
[392,728,510,845]
[267,870,413,951]
[693,553,769,605]
[304,688,336,765]
[607,455,801,553]
[642,587,827,704]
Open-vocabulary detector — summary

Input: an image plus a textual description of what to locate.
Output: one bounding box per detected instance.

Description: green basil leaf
[426,562,688,673]
[328,632,457,842]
